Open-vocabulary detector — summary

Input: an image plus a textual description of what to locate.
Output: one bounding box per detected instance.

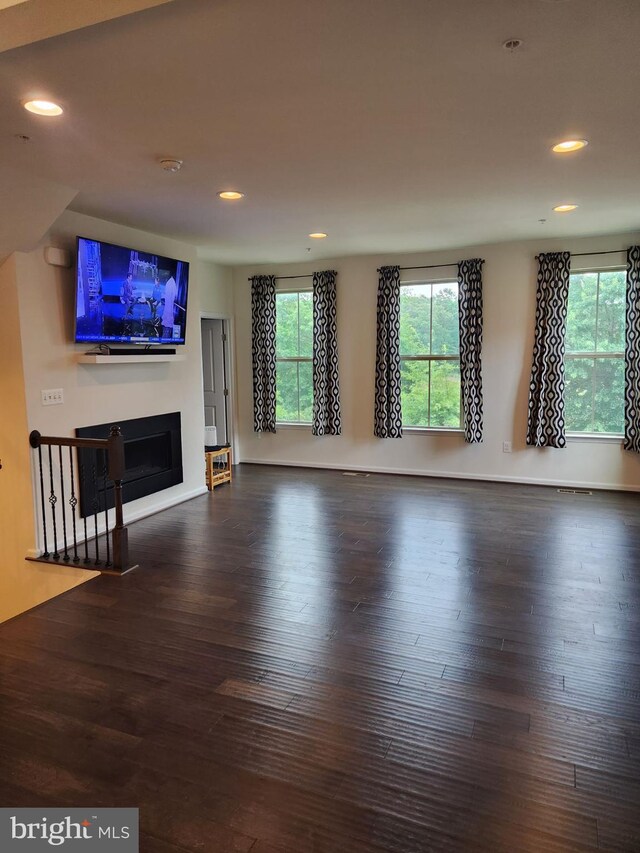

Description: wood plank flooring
[1,464,640,852]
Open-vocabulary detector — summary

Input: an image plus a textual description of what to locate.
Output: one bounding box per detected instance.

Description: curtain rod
[377,262,459,273]
[251,249,627,279]
[248,273,313,281]
[574,249,626,257]
[535,249,626,260]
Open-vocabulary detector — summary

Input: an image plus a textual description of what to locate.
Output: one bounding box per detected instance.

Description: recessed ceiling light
[218,191,244,200]
[552,139,588,153]
[23,99,63,116]
[308,232,328,239]
[553,204,578,213]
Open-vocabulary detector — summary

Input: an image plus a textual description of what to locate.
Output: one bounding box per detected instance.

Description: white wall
[0,254,98,623]
[233,231,640,492]
[0,210,235,623]
[198,259,234,318]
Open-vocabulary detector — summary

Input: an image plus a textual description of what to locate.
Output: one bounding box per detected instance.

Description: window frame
[564,265,626,440]
[275,287,313,426]
[399,277,463,433]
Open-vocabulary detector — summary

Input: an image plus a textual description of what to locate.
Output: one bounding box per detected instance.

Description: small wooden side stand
[205,446,232,491]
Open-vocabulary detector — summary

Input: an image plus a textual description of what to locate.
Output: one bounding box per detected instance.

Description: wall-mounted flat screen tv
[74,236,190,345]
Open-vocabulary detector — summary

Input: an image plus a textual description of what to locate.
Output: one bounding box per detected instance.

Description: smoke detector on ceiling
[503,38,524,52]
[159,158,183,173]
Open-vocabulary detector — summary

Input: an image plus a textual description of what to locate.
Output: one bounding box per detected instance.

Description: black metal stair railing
[28,425,132,574]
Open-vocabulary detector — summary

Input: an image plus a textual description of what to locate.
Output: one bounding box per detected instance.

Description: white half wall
[233,231,640,492]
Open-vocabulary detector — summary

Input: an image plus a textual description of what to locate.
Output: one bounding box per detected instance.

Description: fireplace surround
[76,412,183,517]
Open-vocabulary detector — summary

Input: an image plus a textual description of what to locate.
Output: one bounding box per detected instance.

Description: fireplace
[76,412,183,517]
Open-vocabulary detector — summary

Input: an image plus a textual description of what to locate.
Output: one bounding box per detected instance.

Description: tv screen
[74,236,190,345]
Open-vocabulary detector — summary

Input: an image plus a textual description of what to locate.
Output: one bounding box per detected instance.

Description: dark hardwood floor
[1,464,640,852]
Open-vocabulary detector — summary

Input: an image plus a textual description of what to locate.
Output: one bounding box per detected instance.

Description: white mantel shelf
[77,354,185,364]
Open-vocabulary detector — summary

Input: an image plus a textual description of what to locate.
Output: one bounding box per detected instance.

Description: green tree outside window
[565,270,625,435]
[276,291,313,423]
[400,282,462,429]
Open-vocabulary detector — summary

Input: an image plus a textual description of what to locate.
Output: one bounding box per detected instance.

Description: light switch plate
[502,440,512,453]
[41,388,64,406]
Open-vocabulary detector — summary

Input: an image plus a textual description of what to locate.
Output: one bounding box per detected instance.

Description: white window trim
[569,257,627,274]
[276,286,313,294]
[403,426,464,436]
[400,273,458,286]
[275,422,313,429]
[566,432,623,444]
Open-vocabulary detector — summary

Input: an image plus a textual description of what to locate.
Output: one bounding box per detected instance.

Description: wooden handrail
[30,431,110,451]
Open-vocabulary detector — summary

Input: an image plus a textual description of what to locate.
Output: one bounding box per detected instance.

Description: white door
[201,318,229,444]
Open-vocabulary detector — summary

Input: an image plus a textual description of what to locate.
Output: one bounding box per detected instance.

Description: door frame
[200,312,237,464]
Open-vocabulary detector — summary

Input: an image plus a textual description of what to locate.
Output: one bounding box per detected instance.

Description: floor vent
[557,488,593,496]
[342,472,370,477]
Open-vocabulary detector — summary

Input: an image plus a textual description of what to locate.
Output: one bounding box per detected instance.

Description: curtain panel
[312,270,341,436]
[374,265,403,438]
[457,258,484,443]
[526,251,571,448]
[625,246,640,453]
[251,275,277,433]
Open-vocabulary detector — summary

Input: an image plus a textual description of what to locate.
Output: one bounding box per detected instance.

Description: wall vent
[557,488,593,496]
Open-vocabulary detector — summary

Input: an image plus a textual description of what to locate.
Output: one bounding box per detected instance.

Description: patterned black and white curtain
[624,246,640,453]
[374,265,403,438]
[457,258,484,443]
[251,275,277,433]
[526,251,571,448]
[312,270,341,436]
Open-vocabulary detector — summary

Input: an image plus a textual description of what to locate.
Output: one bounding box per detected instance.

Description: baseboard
[239,458,640,493]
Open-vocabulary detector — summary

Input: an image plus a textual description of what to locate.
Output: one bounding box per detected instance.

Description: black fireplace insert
[76,412,183,517]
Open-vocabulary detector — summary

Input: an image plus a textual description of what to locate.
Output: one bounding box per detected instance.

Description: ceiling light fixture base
[159,158,183,173]
[502,38,523,52]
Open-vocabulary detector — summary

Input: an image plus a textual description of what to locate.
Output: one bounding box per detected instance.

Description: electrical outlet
[41,388,64,406]
[503,440,512,453]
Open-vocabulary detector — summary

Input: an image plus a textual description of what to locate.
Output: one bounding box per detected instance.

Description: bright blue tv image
[74,236,190,345]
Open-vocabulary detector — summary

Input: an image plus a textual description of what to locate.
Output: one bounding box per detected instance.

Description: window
[275,290,313,423]
[565,268,626,436]
[399,281,462,429]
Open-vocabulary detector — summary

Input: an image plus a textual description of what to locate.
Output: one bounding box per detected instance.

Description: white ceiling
[1,0,639,264]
